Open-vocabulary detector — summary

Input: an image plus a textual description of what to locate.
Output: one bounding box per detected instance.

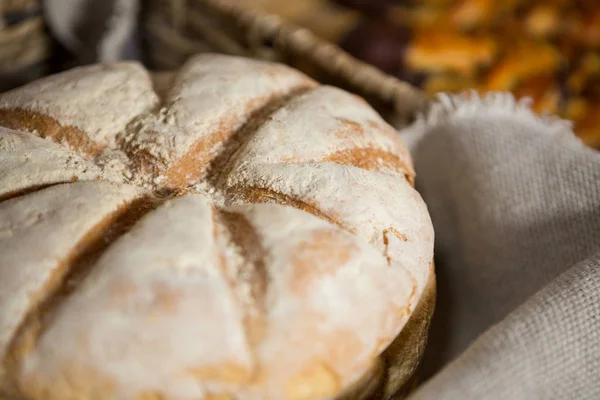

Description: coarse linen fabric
[402,93,600,399]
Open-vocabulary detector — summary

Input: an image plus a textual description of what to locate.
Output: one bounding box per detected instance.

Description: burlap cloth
[38,2,600,398]
[403,93,600,399]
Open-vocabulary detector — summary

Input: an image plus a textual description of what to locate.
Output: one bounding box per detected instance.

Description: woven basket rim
[144,0,430,124]
[0,13,49,73]
[1,0,37,13]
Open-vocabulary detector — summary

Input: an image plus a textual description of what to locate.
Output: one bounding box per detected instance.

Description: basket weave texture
[0,0,51,91]
[0,0,50,91]
[189,0,600,148]
[143,0,429,127]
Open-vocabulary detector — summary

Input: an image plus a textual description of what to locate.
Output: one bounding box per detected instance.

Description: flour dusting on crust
[0,53,434,400]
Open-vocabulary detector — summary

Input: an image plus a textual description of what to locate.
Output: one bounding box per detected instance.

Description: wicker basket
[0,0,51,92]
[142,0,429,128]
[143,2,435,399]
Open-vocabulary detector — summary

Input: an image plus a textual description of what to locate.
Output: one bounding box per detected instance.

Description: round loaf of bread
[0,54,434,400]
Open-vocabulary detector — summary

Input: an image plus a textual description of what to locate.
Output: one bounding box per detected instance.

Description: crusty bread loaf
[0,54,434,400]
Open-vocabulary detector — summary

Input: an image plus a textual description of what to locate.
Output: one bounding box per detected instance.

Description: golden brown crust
[381,262,436,399]
[337,358,386,400]
[330,266,436,400]
[216,209,268,351]
[2,194,156,398]
[233,186,349,232]
[0,109,102,157]
[163,128,230,187]
[0,192,156,399]
[0,55,434,400]
[323,148,415,185]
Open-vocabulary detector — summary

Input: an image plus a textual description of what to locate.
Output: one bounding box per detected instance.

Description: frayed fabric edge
[420,91,573,135]
[400,90,578,152]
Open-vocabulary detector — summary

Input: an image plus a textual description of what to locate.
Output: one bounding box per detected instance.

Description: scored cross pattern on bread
[0,54,434,400]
